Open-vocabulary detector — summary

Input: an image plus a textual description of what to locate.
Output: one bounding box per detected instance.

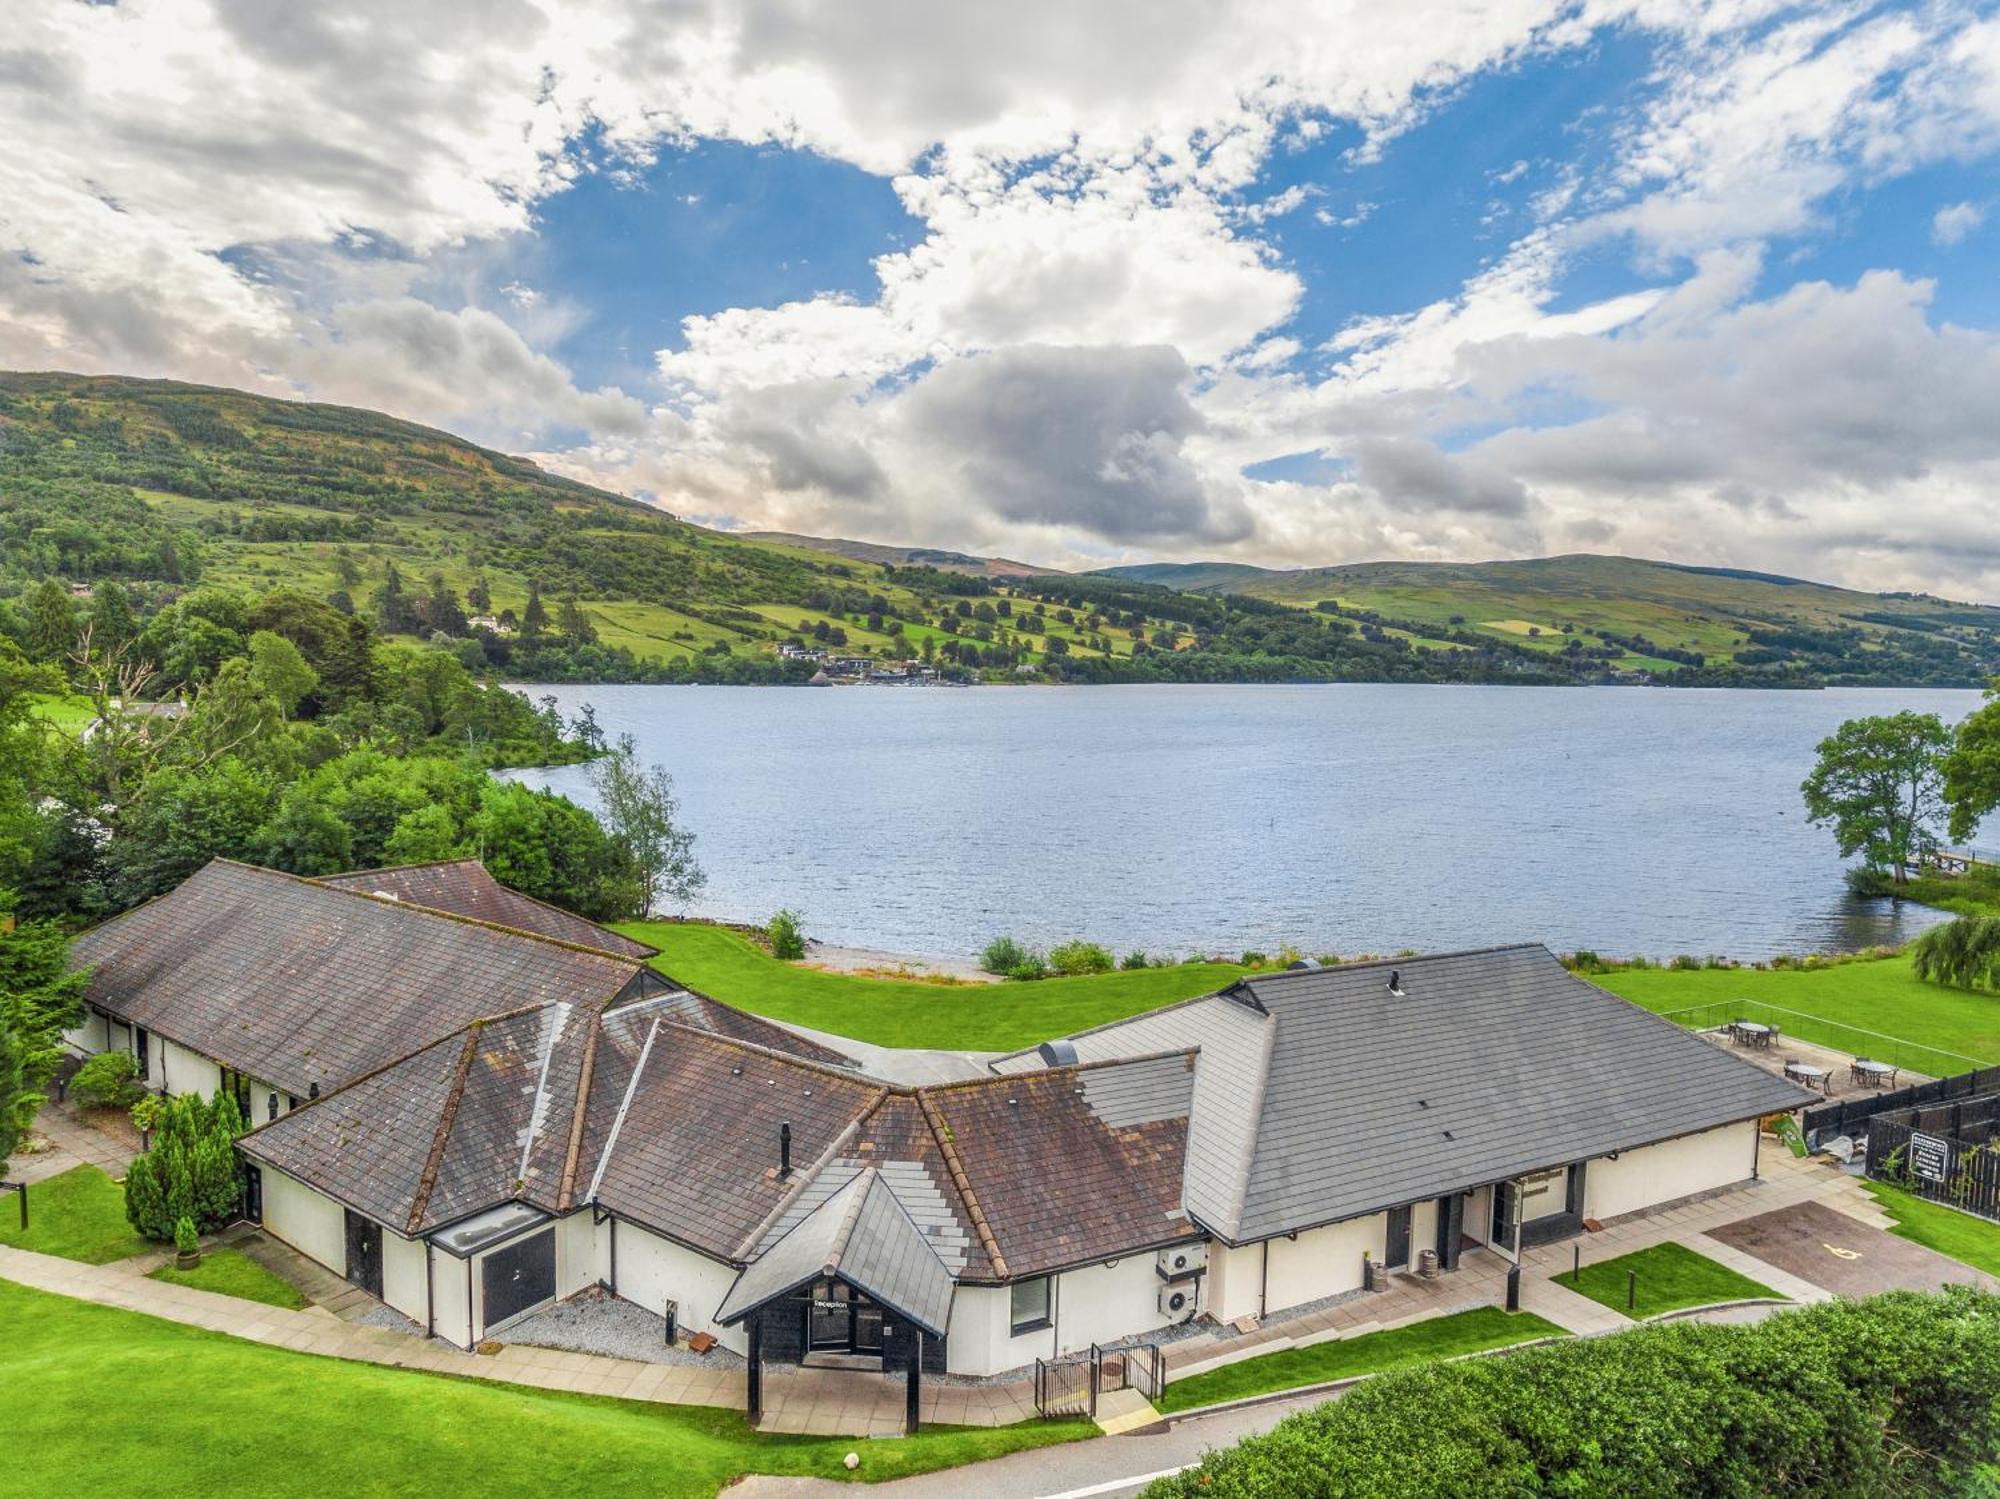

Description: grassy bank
[1557,1243,1780,1320]
[614,921,1247,1051]
[1861,1181,2000,1279]
[0,1281,1087,1497]
[1157,1308,1562,1414]
[149,1249,310,1309]
[0,1166,150,1265]
[1594,955,2000,1072]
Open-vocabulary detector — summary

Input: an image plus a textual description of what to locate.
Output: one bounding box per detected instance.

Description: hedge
[1143,1290,2000,1498]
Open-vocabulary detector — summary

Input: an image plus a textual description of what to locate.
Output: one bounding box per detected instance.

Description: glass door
[808,1280,853,1351]
[1490,1180,1522,1263]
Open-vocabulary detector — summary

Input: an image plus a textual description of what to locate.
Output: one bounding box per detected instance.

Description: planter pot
[175,1250,200,1270]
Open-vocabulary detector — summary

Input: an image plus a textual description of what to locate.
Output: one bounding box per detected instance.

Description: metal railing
[1655,1000,1987,1081]
[1034,1342,1169,1418]
[1033,1353,1095,1420]
[1867,1117,2000,1223]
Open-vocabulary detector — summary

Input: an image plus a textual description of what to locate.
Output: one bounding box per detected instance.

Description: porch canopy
[717,1167,954,1338]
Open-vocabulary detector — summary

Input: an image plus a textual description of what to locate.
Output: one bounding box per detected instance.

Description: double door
[807,1280,884,1356]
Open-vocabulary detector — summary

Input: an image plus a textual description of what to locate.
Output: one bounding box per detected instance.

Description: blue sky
[8,0,2000,594]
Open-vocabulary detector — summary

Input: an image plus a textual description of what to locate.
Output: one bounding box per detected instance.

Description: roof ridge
[320,857,484,877]
[729,1096,885,1261]
[407,1028,481,1235]
[1238,942,1551,984]
[556,1012,604,1209]
[917,1091,1010,1279]
[585,1017,660,1205]
[323,860,659,959]
[927,1045,1200,1093]
[1198,1005,1277,1242]
[648,1016,877,1086]
[210,857,646,966]
[986,989,1241,1065]
[823,1165,879,1274]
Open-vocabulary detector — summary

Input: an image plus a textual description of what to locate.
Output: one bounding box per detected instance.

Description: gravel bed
[499,1287,745,1369]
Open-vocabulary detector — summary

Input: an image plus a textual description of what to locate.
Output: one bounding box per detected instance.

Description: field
[1594,956,2000,1072]
[0,1281,1085,1498]
[614,921,1248,1050]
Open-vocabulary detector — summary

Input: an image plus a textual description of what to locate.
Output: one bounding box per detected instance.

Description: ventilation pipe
[1387,970,1405,997]
[779,1121,793,1179]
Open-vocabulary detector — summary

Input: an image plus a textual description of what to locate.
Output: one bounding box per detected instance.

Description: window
[1009,1276,1051,1335]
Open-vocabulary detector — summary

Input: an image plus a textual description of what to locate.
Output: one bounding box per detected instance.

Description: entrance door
[133,1027,149,1082]
[807,1279,882,1355]
[1384,1205,1412,1270]
[243,1164,263,1225]
[481,1229,555,1330]
[343,1210,383,1296]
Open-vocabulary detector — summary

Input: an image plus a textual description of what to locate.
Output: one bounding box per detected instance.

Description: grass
[148,1248,310,1309]
[1860,1179,2000,1278]
[26,691,94,735]
[614,921,1249,1051]
[1558,1242,1780,1320]
[1156,1307,1563,1414]
[0,1164,150,1265]
[1594,955,2000,1075]
[0,1282,1087,1497]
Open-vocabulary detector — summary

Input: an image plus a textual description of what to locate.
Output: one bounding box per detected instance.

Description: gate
[1035,1343,1168,1419]
[1033,1353,1094,1419]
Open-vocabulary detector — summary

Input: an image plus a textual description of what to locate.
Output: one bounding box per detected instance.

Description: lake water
[504,683,1985,961]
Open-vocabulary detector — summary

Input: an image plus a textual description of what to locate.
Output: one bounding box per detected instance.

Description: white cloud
[1934,199,1986,244]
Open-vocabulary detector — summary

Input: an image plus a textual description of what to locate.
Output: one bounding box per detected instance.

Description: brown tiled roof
[589,1025,888,1261]
[70,860,647,1096]
[317,859,657,959]
[635,988,855,1069]
[924,1052,1198,1278]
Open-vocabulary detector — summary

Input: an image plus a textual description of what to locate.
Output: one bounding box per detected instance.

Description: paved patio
[1693,1025,1929,1093]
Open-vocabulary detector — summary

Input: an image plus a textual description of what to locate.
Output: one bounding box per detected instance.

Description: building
[65,869,1808,1427]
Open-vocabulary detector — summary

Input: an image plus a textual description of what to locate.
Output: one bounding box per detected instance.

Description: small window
[1009,1276,1052,1335]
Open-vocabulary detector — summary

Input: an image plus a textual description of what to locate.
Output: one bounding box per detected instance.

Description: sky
[6,2,2000,596]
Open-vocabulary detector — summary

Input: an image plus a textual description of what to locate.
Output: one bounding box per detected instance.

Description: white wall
[1204,1241,1262,1325]
[1520,1167,1569,1224]
[1052,1257,1180,1357]
[944,1284,1055,1377]
[159,1038,220,1100]
[432,1251,472,1348]
[558,1209,606,1298]
[1263,1211,1385,1315]
[1410,1198,1439,1266]
[612,1219,745,1354]
[63,1008,112,1056]
[261,1167,346,1273]
[1586,1121,1758,1221]
[382,1230,429,1324]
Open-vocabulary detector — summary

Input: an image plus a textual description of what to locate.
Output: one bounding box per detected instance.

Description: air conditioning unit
[1157,1280,1198,1323]
[1156,1243,1207,1281]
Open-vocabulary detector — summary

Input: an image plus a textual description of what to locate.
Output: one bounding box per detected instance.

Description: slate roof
[926,1052,1198,1277]
[69,860,647,1097]
[1003,944,1813,1243]
[716,1168,956,1336]
[319,859,658,959]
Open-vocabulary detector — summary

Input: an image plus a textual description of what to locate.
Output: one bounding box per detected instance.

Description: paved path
[11,1101,138,1185]
[775,1019,1003,1086]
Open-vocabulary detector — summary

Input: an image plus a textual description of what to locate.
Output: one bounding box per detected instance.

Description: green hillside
[739,531,1058,578]
[1096,554,2000,685]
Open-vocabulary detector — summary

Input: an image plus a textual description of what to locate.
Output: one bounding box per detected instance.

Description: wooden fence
[1865,1116,2000,1223]
[1803,1064,2000,1140]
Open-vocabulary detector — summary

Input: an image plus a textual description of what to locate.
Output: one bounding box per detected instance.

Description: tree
[1800,712,1951,887]
[466,573,492,614]
[372,561,416,634]
[1944,685,2000,842]
[521,583,548,639]
[123,1090,244,1238]
[88,580,138,652]
[588,735,704,916]
[471,781,638,920]
[245,630,317,719]
[0,1012,24,1164]
[557,595,597,645]
[0,919,89,1152]
[27,579,76,663]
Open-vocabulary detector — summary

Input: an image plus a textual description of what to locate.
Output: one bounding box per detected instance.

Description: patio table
[1731,1022,1775,1048]
[1783,1061,1832,1094]
[1851,1059,1898,1088]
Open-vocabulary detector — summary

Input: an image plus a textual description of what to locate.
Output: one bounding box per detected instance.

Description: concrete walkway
[775,1018,1003,1086]
[11,1100,139,1185]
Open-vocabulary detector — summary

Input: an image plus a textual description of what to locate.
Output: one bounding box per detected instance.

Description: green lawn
[0,1165,150,1265]
[1861,1180,2000,1278]
[614,921,1248,1051]
[0,1281,1087,1497]
[1156,1307,1563,1414]
[26,691,94,736]
[149,1248,310,1309]
[1558,1242,1780,1320]
[1594,955,2000,1075]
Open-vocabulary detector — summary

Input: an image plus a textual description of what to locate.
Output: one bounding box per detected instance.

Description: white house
[67,864,1809,1427]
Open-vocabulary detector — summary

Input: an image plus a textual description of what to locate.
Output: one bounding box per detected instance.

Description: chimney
[1387,969,1405,997]
[779,1121,793,1179]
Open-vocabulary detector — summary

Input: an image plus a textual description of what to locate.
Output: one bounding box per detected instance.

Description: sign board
[1910,1131,1951,1185]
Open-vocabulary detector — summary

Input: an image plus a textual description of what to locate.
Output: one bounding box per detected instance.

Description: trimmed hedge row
[1144,1290,2000,1498]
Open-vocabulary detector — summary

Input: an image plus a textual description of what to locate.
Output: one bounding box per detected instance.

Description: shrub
[981,935,1031,976]
[765,908,805,961]
[130,1093,167,1135]
[1006,959,1048,982]
[1143,1290,2000,1499]
[124,1089,246,1240]
[70,1052,144,1109]
[1047,940,1115,976]
[1240,951,1268,968]
[1668,953,1700,970]
[173,1216,198,1259]
[1121,950,1150,970]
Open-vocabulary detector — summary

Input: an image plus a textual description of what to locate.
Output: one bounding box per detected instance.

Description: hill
[1094,553,2000,684]
[738,531,1058,579]
[4,371,1990,687]
[0,373,1574,687]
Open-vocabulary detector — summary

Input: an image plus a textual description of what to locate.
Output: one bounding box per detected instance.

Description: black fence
[1803,1063,2000,1141]
[1866,1117,2000,1222]
[1033,1342,1168,1419]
